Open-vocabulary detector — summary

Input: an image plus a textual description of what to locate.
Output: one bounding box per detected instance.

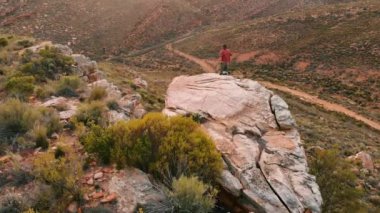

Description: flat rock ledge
[163,73,322,213]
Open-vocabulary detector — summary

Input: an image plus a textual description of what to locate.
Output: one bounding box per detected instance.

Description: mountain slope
[174,0,380,122]
[0,0,361,57]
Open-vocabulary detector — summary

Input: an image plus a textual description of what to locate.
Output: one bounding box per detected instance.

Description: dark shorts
[220,62,229,75]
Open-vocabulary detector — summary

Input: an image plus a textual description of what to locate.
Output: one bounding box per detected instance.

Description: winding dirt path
[165,44,380,131]
[166,44,215,73]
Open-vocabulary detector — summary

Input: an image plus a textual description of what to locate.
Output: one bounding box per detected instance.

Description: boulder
[105,168,165,213]
[108,110,129,123]
[348,151,374,171]
[101,193,118,203]
[41,96,80,120]
[164,73,322,213]
[67,202,78,213]
[271,95,296,129]
[94,172,104,180]
[87,79,122,100]
[217,170,243,197]
[133,77,148,89]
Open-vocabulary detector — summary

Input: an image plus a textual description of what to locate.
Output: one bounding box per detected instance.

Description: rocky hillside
[0,37,324,213]
[0,0,361,57]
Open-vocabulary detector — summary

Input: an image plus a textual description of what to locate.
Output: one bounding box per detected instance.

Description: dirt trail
[166,44,215,73]
[166,44,380,131]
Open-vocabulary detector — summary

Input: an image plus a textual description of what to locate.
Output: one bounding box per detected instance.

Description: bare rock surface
[106,168,165,213]
[349,151,375,171]
[164,73,322,213]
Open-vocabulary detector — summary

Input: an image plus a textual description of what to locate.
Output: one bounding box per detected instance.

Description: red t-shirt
[220,49,232,63]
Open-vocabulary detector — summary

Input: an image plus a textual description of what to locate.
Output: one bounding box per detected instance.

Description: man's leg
[221,63,228,75]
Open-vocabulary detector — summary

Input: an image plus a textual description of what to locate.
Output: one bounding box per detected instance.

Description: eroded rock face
[164,73,322,213]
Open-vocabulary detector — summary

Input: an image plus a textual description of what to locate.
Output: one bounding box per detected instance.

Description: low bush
[20,46,74,81]
[170,176,217,213]
[0,38,8,47]
[5,76,35,100]
[23,209,38,213]
[11,169,34,187]
[31,125,49,149]
[106,100,120,110]
[17,40,34,48]
[33,147,83,210]
[310,149,367,212]
[74,101,108,127]
[54,146,66,159]
[38,107,62,136]
[55,76,82,97]
[84,207,113,213]
[0,99,40,140]
[82,113,222,183]
[0,99,61,146]
[143,176,217,213]
[0,195,27,213]
[35,83,55,100]
[81,125,112,164]
[88,86,108,101]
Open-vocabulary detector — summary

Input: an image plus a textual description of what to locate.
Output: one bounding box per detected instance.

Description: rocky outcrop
[30,43,147,122]
[105,168,165,212]
[349,151,374,171]
[164,73,322,213]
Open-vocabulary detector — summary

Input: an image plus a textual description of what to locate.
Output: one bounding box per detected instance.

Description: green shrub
[32,126,49,149]
[35,82,55,100]
[75,101,108,127]
[33,147,83,200]
[23,209,38,213]
[32,186,56,212]
[81,125,112,164]
[0,99,61,146]
[11,169,34,187]
[84,207,113,213]
[38,107,62,136]
[82,113,222,183]
[143,176,217,213]
[107,100,120,110]
[21,49,34,64]
[0,38,8,47]
[170,176,217,213]
[0,195,27,213]
[310,149,367,212]
[0,99,40,140]
[20,47,74,81]
[17,40,34,48]
[88,86,107,101]
[5,76,35,100]
[54,146,66,159]
[55,76,82,97]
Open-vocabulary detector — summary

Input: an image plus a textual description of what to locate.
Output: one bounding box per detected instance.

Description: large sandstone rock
[164,73,322,213]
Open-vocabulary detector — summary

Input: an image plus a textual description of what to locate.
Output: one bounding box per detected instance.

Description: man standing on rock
[219,44,232,75]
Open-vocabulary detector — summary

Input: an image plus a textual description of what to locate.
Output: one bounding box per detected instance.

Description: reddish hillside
[0,0,359,57]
